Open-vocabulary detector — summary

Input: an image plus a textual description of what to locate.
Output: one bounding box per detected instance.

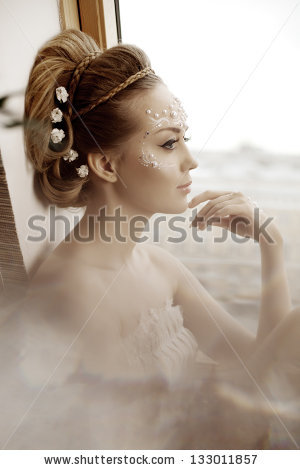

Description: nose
[181,142,198,172]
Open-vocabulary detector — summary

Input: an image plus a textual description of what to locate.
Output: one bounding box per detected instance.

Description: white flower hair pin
[56,86,69,103]
[63,149,79,162]
[51,87,87,178]
[50,88,68,144]
[51,108,63,123]
[62,150,88,178]
[50,128,65,143]
[76,165,89,178]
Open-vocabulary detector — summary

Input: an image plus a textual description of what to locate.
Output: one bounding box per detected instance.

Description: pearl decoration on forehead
[144,96,188,134]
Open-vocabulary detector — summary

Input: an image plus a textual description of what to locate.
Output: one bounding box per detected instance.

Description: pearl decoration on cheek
[138,151,162,169]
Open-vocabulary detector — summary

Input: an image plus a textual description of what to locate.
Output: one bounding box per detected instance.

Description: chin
[162,199,189,215]
[177,195,190,212]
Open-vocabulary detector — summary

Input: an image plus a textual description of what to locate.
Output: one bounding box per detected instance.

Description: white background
[120,0,300,155]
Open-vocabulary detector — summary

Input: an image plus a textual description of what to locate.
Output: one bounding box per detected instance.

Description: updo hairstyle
[24,29,161,208]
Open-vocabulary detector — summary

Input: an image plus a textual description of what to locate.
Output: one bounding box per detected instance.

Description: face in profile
[114,84,198,215]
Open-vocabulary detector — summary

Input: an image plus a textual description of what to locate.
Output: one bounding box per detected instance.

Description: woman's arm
[172,256,255,364]
[187,190,292,345]
[256,224,292,343]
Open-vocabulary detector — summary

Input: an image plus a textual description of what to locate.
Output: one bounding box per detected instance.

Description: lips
[177,181,192,189]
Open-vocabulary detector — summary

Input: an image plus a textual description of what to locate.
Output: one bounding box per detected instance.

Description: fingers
[189,191,238,227]
[195,193,236,221]
[188,190,263,240]
[199,217,231,230]
[188,190,234,208]
[212,205,247,218]
[207,217,231,230]
[189,190,253,229]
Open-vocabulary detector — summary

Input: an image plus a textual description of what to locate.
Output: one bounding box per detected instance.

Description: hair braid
[67,51,101,114]
[72,67,154,120]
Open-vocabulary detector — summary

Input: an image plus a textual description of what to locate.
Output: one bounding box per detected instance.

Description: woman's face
[114,84,198,215]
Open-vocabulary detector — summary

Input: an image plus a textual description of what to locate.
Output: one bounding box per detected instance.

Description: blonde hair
[24,29,161,208]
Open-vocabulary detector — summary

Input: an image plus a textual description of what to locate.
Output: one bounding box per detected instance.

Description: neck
[66,199,153,269]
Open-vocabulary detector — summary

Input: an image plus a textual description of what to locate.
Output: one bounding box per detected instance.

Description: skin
[26,84,299,386]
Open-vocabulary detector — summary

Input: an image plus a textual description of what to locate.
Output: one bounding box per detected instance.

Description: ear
[87,153,118,183]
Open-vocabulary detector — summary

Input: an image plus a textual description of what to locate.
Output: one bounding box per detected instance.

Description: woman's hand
[188,190,281,244]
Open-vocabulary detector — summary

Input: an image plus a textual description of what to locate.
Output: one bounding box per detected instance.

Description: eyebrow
[154,126,188,134]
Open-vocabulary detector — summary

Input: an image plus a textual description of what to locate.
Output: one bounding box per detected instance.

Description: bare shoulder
[141,243,190,274]
[141,244,207,301]
[141,243,180,268]
[26,252,107,324]
[29,251,87,295]
[140,243,183,293]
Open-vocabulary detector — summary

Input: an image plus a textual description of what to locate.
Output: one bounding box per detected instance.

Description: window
[119,0,300,314]
[59,0,120,48]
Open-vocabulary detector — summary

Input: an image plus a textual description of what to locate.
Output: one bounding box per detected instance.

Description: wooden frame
[59,0,120,48]
[59,0,80,30]
[0,150,28,301]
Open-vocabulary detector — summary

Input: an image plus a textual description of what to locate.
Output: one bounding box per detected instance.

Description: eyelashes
[161,135,191,150]
[161,138,178,149]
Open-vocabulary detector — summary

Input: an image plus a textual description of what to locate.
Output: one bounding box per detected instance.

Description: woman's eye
[161,138,178,149]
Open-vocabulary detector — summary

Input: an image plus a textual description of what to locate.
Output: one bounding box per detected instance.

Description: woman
[1,29,299,449]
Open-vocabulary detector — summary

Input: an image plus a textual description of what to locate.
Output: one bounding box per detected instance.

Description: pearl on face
[140,96,188,170]
[138,152,161,169]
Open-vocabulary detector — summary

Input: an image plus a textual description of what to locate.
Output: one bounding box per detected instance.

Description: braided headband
[71,66,154,120]
[68,51,101,107]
